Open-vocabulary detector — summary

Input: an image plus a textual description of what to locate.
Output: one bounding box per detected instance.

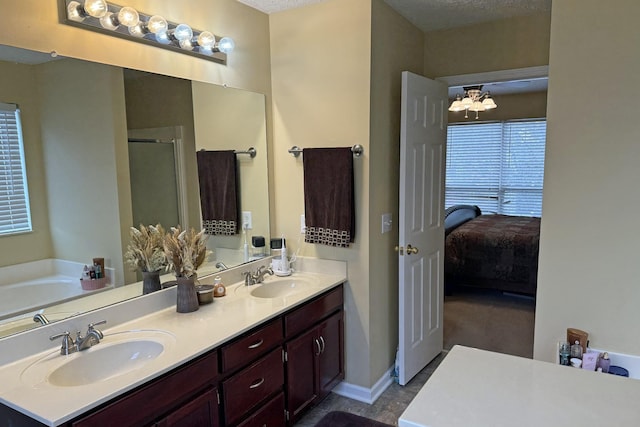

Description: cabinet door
[236,392,285,427]
[156,388,219,427]
[284,327,318,424]
[317,311,344,399]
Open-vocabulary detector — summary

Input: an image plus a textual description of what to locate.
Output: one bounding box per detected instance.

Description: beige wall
[369,0,424,385]
[270,0,373,387]
[534,0,640,361]
[0,61,52,266]
[37,59,131,285]
[424,12,551,79]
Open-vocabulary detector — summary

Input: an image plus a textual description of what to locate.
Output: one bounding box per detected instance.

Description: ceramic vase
[176,276,199,313]
[142,270,162,295]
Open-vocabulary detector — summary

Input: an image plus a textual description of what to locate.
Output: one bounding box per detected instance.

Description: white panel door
[398,71,447,385]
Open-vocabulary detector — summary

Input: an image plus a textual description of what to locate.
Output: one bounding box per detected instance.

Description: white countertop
[0,263,346,426]
[399,345,640,427]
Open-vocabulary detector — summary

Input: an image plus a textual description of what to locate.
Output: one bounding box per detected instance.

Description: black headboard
[444,205,482,236]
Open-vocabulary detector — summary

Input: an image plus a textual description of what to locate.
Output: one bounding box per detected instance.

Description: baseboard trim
[332,365,394,404]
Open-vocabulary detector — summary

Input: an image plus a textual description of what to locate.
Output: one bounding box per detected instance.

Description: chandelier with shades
[448,85,497,120]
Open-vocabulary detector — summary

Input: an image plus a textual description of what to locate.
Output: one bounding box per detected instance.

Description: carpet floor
[444,286,536,358]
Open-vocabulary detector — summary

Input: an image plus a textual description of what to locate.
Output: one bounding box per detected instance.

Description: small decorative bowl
[195,285,214,305]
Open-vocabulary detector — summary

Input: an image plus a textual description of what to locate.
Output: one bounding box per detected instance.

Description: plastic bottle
[599,352,610,373]
[213,276,226,297]
[570,340,583,359]
[559,341,570,366]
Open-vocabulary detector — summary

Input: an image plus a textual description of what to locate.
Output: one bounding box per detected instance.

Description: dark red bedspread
[444,214,540,295]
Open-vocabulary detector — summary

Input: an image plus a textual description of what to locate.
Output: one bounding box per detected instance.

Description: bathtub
[0,259,115,323]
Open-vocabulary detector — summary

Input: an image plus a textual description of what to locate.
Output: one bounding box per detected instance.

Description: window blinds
[445,119,546,217]
[0,102,32,234]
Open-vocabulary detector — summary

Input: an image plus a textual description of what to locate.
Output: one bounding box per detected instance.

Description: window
[0,102,32,235]
[445,119,546,217]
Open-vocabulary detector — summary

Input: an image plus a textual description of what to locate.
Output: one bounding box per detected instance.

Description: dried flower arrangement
[124,224,167,273]
[163,226,209,278]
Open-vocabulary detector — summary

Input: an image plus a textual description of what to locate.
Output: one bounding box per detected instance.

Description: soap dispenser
[213,276,226,297]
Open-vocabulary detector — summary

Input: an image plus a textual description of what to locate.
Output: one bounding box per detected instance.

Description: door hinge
[285,409,290,421]
[283,349,288,363]
[216,389,220,405]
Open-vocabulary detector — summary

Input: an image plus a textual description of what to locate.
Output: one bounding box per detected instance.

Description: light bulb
[67,1,84,21]
[83,0,108,18]
[197,31,215,49]
[146,15,168,34]
[99,12,118,30]
[217,37,235,54]
[482,96,497,110]
[173,24,193,42]
[155,31,171,45]
[199,47,213,56]
[117,7,139,27]
[179,39,194,50]
[128,24,145,38]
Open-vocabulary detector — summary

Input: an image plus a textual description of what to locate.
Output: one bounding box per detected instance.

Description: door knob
[394,246,404,255]
[406,244,419,255]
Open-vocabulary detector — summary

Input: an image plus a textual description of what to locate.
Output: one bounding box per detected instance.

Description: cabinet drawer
[223,348,284,426]
[221,318,283,373]
[236,392,285,427]
[71,351,218,427]
[284,284,343,338]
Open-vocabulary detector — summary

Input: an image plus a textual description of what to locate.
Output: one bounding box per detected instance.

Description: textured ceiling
[236,0,552,32]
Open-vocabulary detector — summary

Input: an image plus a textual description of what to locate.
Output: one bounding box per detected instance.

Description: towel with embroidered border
[196,150,239,235]
[303,147,355,247]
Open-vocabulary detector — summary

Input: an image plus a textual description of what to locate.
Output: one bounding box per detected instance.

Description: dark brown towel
[196,150,239,235]
[303,147,355,247]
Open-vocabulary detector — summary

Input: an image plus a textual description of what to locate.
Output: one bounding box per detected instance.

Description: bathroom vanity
[0,259,346,427]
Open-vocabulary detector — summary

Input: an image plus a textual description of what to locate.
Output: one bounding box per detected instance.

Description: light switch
[382,213,392,234]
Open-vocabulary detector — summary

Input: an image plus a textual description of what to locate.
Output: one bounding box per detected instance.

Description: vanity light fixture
[61,0,235,64]
[448,85,497,120]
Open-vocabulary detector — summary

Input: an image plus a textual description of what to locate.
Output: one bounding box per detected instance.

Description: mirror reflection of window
[0,102,32,235]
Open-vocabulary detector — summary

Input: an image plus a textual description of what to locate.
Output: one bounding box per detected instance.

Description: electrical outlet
[242,211,252,230]
[300,214,306,234]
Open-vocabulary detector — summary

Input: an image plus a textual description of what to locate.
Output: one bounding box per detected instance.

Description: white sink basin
[250,277,315,299]
[21,330,175,388]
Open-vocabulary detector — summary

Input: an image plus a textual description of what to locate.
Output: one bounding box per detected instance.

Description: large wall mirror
[0,44,270,339]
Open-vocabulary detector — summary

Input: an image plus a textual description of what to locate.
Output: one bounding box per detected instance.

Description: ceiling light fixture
[61,0,234,64]
[448,85,497,120]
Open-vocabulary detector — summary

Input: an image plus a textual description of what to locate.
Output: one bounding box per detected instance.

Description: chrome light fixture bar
[60,0,235,64]
[448,85,497,120]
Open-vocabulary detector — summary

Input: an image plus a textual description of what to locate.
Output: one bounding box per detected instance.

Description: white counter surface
[0,265,345,426]
[399,345,640,427]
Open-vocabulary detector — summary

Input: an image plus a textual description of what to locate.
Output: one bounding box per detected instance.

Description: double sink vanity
[0,257,347,427]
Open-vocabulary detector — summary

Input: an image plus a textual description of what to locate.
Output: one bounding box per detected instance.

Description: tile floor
[294,351,447,426]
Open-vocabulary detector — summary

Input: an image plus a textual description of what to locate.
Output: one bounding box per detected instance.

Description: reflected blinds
[445,119,546,217]
[0,102,32,234]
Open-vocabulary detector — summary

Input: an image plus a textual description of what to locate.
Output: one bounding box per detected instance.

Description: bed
[444,205,540,296]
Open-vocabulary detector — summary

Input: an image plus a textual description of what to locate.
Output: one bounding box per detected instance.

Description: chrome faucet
[33,312,50,325]
[76,320,106,351]
[50,320,107,355]
[242,265,274,286]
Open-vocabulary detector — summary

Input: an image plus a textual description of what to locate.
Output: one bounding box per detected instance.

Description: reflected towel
[196,150,239,235]
[303,147,355,247]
